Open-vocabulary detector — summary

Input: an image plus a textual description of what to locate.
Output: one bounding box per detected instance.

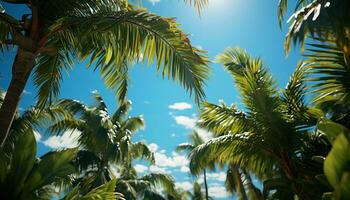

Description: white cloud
[169,102,192,110]
[134,164,148,174]
[148,0,160,5]
[209,186,229,198]
[43,130,80,149]
[173,115,212,141]
[175,181,193,191]
[33,130,42,142]
[196,45,203,50]
[109,164,121,178]
[144,100,150,105]
[154,151,189,168]
[174,115,196,129]
[171,133,176,137]
[149,165,169,174]
[180,166,190,173]
[23,90,31,95]
[206,172,227,182]
[148,143,159,152]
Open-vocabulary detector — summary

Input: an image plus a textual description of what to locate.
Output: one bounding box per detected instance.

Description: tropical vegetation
[0,0,349,199]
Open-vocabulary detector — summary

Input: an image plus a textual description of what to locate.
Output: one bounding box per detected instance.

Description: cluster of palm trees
[176,0,350,199]
[1,0,349,199]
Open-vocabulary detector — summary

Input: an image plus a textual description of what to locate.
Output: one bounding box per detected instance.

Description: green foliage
[318,119,350,200]
[281,0,350,54]
[0,131,78,200]
[25,1,209,107]
[49,91,153,188]
[190,47,328,199]
[63,179,124,200]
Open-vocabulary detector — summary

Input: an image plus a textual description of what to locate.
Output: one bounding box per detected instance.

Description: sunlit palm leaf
[41,8,209,105]
[189,134,276,178]
[199,101,251,136]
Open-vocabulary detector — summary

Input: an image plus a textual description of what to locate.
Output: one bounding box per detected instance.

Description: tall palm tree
[0,0,210,146]
[49,91,153,188]
[176,131,210,200]
[189,48,330,199]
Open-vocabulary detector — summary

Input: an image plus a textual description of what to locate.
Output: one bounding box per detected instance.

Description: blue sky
[0,0,302,199]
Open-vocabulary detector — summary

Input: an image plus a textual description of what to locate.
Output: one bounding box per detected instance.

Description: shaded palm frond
[277,0,308,28]
[189,134,277,178]
[143,189,166,200]
[34,47,74,108]
[284,0,350,54]
[121,116,144,133]
[306,40,350,106]
[130,141,154,164]
[112,100,132,123]
[281,62,321,126]
[140,173,176,196]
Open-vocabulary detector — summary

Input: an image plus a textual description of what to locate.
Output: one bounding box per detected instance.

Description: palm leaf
[199,101,251,136]
[47,8,209,104]
[189,134,277,178]
[23,148,78,194]
[34,47,73,108]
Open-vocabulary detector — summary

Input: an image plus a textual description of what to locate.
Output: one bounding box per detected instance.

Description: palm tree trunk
[203,169,209,200]
[0,48,36,147]
[231,164,248,200]
[242,170,263,200]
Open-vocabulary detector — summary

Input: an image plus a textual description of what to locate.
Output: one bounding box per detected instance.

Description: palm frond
[91,90,108,111]
[189,134,277,178]
[112,100,132,123]
[64,179,124,200]
[305,40,350,106]
[49,8,209,104]
[140,173,176,196]
[284,0,350,54]
[117,180,139,199]
[130,142,154,164]
[0,11,19,52]
[23,148,78,193]
[121,116,144,132]
[277,0,307,28]
[199,101,251,136]
[175,142,194,153]
[281,62,320,125]
[183,0,208,15]
[34,47,73,108]
[143,189,166,200]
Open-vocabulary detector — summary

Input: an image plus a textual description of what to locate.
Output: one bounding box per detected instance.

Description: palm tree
[49,91,153,188]
[175,131,210,200]
[189,48,330,199]
[0,0,210,146]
